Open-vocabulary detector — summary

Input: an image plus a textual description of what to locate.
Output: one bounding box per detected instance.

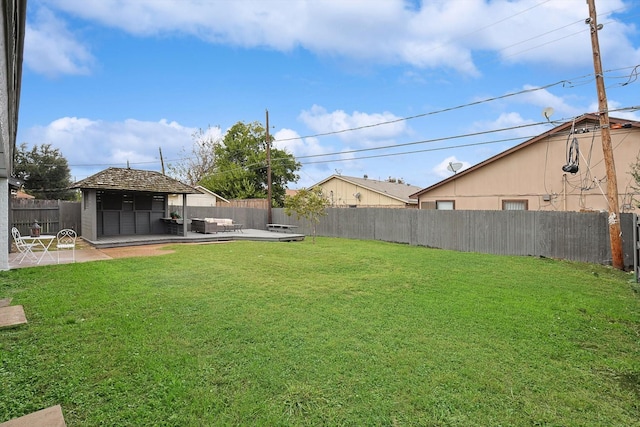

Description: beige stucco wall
[318,178,408,208]
[418,127,640,212]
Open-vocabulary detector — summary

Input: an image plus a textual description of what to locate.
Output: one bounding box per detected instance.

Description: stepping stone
[0,305,27,329]
[0,405,66,427]
[0,298,12,308]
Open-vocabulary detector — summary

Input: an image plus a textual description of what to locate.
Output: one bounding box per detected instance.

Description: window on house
[421,200,455,210]
[436,200,455,210]
[502,200,528,210]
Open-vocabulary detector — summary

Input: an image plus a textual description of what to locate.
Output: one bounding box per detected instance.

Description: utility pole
[159,147,165,175]
[266,109,273,224]
[587,0,624,269]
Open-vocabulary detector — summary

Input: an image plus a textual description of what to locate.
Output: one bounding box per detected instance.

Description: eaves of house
[409,114,640,199]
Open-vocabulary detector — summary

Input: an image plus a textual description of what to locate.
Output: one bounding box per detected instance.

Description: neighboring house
[13,190,34,199]
[1,1,27,271]
[313,174,423,208]
[72,167,198,241]
[285,188,299,198]
[168,185,230,207]
[410,114,640,212]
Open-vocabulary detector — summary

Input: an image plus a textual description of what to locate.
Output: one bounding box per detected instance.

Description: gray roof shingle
[72,167,198,194]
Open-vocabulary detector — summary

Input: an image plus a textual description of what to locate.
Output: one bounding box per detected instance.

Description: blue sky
[17,0,640,189]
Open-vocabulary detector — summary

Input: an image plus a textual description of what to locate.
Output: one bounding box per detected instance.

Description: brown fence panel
[227,199,269,209]
[11,199,81,235]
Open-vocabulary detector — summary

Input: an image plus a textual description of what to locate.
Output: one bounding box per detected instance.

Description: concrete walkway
[0,405,66,427]
[8,246,113,269]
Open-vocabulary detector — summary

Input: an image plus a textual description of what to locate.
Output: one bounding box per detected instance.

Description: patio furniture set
[11,227,77,265]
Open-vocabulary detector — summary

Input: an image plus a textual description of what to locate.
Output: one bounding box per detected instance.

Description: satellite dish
[542,107,554,121]
[447,162,463,174]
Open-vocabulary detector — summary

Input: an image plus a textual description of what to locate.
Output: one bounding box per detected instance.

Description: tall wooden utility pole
[266,109,273,224]
[159,147,165,175]
[587,0,623,269]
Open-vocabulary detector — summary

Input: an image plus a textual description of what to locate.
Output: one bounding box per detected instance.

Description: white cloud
[272,127,363,188]
[25,7,94,77]
[587,99,640,121]
[22,117,196,180]
[516,85,584,119]
[272,128,327,158]
[298,105,409,146]
[471,111,541,139]
[433,156,472,179]
[33,0,639,76]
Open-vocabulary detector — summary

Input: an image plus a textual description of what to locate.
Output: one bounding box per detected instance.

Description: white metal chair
[56,229,77,263]
[11,227,41,264]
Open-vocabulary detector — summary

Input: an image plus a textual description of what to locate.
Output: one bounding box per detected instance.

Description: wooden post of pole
[159,147,165,175]
[266,109,273,225]
[587,0,624,269]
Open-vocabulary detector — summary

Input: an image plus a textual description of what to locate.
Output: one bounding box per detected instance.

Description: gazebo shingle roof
[72,167,198,194]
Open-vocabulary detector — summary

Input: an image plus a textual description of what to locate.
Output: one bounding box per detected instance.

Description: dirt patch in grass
[98,244,176,259]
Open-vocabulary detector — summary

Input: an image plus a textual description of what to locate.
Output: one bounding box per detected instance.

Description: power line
[299,136,532,166]
[294,120,550,160]
[274,67,638,144]
[275,80,571,143]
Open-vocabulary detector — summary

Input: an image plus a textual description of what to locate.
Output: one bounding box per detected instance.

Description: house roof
[72,167,198,194]
[314,174,423,204]
[193,185,230,203]
[410,114,640,198]
[14,190,34,199]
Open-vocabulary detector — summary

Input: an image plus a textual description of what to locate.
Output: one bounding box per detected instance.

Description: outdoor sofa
[191,218,218,234]
[191,218,243,233]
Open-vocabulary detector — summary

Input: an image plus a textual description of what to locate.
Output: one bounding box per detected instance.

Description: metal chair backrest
[56,229,77,247]
[11,227,28,252]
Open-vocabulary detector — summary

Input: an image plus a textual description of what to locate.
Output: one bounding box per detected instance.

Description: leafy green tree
[167,126,221,186]
[284,187,330,243]
[14,143,75,200]
[199,121,300,206]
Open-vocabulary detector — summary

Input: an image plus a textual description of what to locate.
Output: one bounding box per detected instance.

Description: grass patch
[1,237,639,426]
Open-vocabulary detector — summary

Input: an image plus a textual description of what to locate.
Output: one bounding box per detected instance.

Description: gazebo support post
[182,193,188,236]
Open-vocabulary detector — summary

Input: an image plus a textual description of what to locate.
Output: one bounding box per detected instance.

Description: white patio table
[21,234,56,264]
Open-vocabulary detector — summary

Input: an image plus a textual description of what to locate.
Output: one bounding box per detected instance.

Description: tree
[199,121,300,206]
[167,126,221,186]
[14,143,75,200]
[631,156,640,207]
[284,187,330,243]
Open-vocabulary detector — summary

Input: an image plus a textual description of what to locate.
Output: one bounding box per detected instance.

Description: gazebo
[72,167,198,241]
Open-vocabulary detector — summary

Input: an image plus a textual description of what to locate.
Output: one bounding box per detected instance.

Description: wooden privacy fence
[274,207,633,268]
[11,199,81,235]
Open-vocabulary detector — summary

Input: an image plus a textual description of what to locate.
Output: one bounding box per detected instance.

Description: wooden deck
[81,228,305,248]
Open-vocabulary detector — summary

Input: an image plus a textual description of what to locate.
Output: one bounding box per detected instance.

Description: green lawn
[1,238,639,426]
